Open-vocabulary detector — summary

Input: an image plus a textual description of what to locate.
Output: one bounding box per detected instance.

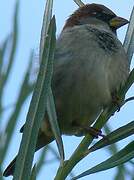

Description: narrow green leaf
[104,125,125,180]
[4,1,19,82]
[30,165,36,180]
[124,5,134,64]
[120,68,134,98]
[88,121,134,153]
[114,167,125,180]
[73,0,85,7]
[39,0,53,59]
[0,48,2,76]
[0,35,11,74]
[0,52,34,163]
[0,2,19,114]
[40,0,64,162]
[103,124,118,154]
[47,88,64,163]
[13,16,56,180]
[73,141,134,180]
[0,168,3,180]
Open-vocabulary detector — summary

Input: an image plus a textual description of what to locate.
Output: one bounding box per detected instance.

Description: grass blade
[0,52,34,164]
[73,0,85,7]
[40,0,64,162]
[114,167,125,180]
[73,141,134,179]
[0,1,19,115]
[4,1,19,82]
[47,88,64,163]
[103,124,118,154]
[13,16,56,180]
[124,5,134,64]
[39,0,53,59]
[104,125,126,179]
[30,165,36,180]
[0,35,11,75]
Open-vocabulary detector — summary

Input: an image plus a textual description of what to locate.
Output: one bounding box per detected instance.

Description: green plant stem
[73,0,85,7]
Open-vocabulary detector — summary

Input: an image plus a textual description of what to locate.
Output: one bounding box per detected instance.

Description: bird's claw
[111,92,121,112]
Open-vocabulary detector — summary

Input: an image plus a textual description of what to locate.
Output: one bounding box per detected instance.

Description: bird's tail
[3,157,17,177]
[3,131,54,177]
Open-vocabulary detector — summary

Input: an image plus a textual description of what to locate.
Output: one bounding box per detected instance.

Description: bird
[3,3,129,177]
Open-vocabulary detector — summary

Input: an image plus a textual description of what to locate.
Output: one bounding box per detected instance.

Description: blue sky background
[0,0,134,179]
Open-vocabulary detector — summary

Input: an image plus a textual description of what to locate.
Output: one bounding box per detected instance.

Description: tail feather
[3,131,54,177]
[3,157,17,177]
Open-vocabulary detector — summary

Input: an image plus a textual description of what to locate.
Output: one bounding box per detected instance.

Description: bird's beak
[110,16,129,29]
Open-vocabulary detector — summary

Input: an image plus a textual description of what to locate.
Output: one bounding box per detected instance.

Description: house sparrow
[3,3,129,177]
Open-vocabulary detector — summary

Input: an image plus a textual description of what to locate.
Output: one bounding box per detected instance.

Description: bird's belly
[54,70,111,135]
[52,25,129,136]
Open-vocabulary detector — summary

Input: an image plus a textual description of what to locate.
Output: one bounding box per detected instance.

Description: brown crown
[63,4,116,30]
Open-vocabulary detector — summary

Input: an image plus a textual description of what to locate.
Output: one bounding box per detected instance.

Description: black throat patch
[86,26,118,53]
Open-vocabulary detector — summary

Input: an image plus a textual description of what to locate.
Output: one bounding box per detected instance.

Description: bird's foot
[111,92,122,112]
[73,124,105,138]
